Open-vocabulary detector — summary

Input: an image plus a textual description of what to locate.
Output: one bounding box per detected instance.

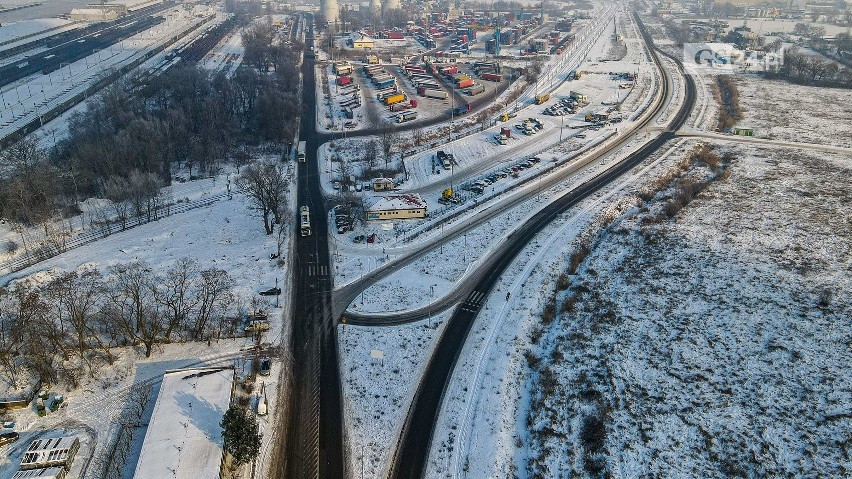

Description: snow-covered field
[339,311,450,479]
[520,143,851,477]
[734,76,852,148]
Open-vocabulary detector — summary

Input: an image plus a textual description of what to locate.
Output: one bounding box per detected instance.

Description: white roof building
[133,367,235,479]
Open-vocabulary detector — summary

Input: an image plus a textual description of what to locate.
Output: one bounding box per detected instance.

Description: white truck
[397,110,418,123]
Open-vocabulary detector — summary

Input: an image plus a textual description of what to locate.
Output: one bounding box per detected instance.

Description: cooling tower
[321,0,339,23]
[382,0,400,14]
[369,0,382,16]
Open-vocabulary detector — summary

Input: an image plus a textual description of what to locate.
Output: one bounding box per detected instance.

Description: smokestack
[321,0,339,23]
[382,0,400,14]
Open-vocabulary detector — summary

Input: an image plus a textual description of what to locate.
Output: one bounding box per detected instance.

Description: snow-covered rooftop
[367,194,427,211]
[133,367,235,479]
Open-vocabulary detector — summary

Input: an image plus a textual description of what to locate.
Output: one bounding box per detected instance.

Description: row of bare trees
[0,258,235,388]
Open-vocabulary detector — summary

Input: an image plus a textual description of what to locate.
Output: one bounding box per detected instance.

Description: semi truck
[375,78,396,89]
[397,110,418,123]
[454,103,472,115]
[481,72,502,82]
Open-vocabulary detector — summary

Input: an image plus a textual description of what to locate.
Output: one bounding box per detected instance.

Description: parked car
[353,235,365,243]
[259,357,271,376]
[333,181,341,190]
[0,432,19,447]
[259,287,281,296]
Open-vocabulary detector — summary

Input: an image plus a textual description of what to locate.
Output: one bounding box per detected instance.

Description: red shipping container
[457,78,474,88]
[481,73,502,82]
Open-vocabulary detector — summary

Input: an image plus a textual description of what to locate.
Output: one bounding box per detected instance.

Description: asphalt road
[281,16,346,479]
[385,12,698,478]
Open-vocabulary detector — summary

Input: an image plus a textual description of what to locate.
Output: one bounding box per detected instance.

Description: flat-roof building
[133,367,236,479]
[366,194,427,220]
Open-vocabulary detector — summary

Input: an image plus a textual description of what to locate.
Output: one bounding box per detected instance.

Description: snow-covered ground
[339,310,451,479]
[734,76,852,148]
[521,143,851,477]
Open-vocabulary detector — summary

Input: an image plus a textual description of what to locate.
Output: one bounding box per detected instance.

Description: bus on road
[300,206,311,236]
[297,141,307,162]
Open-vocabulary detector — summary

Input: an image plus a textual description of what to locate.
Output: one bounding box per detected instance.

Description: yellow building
[351,33,375,49]
[366,194,427,220]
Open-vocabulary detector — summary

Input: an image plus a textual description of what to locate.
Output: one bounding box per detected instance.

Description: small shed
[732,127,753,136]
[372,177,394,191]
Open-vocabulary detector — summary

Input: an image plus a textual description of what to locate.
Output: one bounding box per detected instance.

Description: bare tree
[156,258,200,342]
[411,127,424,146]
[44,268,109,366]
[106,261,165,358]
[363,139,379,170]
[104,176,132,230]
[380,127,400,168]
[236,162,289,235]
[193,268,234,340]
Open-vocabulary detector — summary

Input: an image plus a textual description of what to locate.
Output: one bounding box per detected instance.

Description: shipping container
[376,78,396,89]
[441,65,458,75]
[385,93,406,105]
[390,102,408,112]
[377,89,400,100]
[481,72,502,82]
[457,78,474,88]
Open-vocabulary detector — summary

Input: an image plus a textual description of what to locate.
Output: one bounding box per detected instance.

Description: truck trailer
[397,110,418,123]
[466,83,485,95]
[385,93,406,105]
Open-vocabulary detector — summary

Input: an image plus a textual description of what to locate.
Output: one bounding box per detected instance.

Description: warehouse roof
[133,368,234,479]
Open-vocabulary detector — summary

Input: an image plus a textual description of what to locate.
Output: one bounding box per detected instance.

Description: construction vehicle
[535,92,551,104]
[439,187,461,204]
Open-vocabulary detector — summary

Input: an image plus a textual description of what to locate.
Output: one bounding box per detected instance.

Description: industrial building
[133,367,236,479]
[351,32,375,49]
[366,194,427,220]
[69,8,120,22]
